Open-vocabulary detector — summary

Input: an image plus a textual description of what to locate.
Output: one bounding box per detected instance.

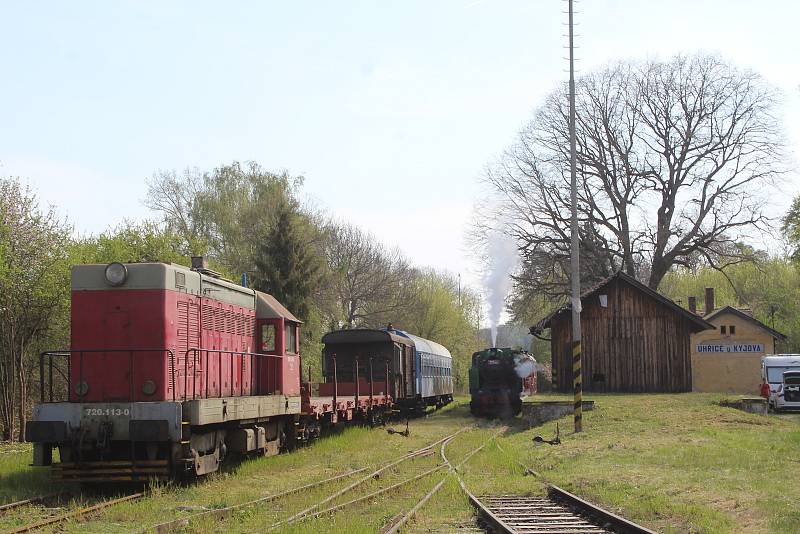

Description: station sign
[696,342,764,353]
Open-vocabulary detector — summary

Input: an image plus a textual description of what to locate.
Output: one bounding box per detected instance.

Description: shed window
[720,325,727,334]
[730,325,736,335]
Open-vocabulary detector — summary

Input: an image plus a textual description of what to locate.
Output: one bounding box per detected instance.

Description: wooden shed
[533,272,714,393]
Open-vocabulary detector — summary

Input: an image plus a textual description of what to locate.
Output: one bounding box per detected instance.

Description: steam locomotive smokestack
[484,230,518,348]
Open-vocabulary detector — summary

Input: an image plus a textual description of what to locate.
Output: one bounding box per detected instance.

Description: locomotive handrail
[39,348,286,404]
[39,348,176,403]
[183,348,284,400]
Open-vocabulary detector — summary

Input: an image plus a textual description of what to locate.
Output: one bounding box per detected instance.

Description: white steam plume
[484,230,519,347]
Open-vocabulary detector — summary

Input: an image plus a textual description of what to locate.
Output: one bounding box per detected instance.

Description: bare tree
[143,167,207,250]
[325,223,416,328]
[484,54,785,302]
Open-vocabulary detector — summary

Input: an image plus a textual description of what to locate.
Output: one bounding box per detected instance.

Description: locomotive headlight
[142,379,157,396]
[75,381,89,396]
[104,262,128,286]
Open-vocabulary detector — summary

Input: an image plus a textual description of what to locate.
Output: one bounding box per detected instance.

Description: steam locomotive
[469,347,537,418]
[25,259,452,482]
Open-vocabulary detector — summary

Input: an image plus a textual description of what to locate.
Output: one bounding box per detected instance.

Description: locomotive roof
[71,262,301,320]
[321,329,415,346]
[256,291,301,323]
[72,263,200,292]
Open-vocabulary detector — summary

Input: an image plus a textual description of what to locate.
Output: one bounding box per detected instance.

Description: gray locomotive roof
[322,329,415,346]
[72,262,302,319]
[72,263,202,293]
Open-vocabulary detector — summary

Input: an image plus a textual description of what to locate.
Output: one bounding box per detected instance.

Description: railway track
[135,428,467,533]
[0,428,466,533]
[462,444,657,534]
[0,494,63,514]
[267,428,468,530]
[1,492,144,534]
[381,426,505,533]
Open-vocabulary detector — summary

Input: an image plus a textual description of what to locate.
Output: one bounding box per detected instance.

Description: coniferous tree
[253,203,319,322]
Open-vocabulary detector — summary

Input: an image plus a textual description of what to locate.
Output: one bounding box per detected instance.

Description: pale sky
[2,1,799,300]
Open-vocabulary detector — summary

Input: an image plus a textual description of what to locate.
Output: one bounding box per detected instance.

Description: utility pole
[567,0,583,433]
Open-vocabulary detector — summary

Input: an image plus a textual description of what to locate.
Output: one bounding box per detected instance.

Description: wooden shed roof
[531,271,715,334]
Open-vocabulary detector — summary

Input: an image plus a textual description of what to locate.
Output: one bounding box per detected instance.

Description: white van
[761,354,800,411]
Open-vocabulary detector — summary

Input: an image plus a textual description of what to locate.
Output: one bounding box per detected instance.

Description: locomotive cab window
[285,323,297,354]
[261,324,276,352]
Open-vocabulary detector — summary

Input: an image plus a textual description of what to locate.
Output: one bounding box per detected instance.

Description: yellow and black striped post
[572,340,582,432]
[567,0,583,434]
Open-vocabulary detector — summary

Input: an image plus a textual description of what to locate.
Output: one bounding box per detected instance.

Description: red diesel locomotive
[26,258,401,482]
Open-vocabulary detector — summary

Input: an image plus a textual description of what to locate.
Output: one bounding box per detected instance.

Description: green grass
[1,395,798,533]
[478,394,800,533]
[0,442,57,502]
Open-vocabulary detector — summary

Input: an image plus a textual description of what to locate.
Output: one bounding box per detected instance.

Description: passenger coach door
[393,344,402,398]
[404,346,415,397]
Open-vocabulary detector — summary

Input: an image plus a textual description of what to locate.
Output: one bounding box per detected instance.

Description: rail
[4,492,144,534]
[466,443,657,534]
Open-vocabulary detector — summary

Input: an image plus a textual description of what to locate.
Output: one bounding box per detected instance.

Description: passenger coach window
[261,324,276,352]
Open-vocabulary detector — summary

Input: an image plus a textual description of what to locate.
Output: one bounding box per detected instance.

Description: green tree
[395,270,482,392]
[782,195,800,261]
[72,220,190,265]
[0,178,72,441]
[145,161,302,276]
[253,203,321,324]
[660,258,800,352]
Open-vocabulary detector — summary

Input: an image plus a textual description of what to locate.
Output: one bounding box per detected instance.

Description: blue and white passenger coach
[395,331,454,409]
[321,325,453,414]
